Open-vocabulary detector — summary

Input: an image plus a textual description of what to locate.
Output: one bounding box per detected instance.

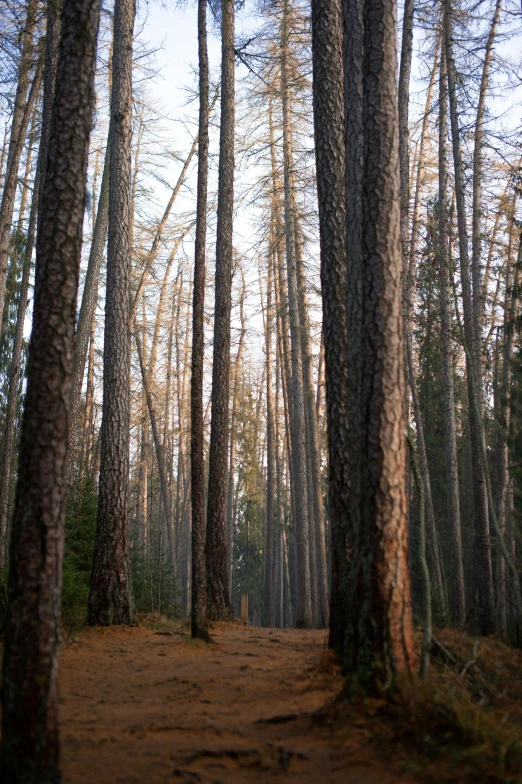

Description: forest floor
[52,619,522,783]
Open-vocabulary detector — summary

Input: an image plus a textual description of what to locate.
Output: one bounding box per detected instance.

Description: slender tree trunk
[38,0,64,215]
[68,131,110,478]
[281,0,312,628]
[263,248,276,627]
[188,1,210,628]
[495,206,518,633]
[0,1,101,778]
[226,271,246,597]
[404,38,439,310]
[88,0,137,627]
[405,339,448,616]
[438,44,465,627]
[130,132,201,326]
[444,0,495,634]
[294,220,329,627]
[407,433,432,677]
[135,331,175,568]
[471,0,502,362]
[80,314,97,481]
[0,30,42,325]
[0,169,39,567]
[205,0,235,620]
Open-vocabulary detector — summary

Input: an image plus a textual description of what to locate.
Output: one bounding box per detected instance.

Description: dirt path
[59,622,412,783]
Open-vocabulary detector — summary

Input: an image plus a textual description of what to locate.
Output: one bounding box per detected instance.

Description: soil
[59,621,415,784]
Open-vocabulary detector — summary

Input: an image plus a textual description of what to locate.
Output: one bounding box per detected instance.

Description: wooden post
[241,593,248,625]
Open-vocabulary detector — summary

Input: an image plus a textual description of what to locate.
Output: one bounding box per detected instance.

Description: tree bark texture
[0,0,101,779]
[205,0,235,620]
[314,0,415,686]
[88,0,137,627]
[312,0,350,645]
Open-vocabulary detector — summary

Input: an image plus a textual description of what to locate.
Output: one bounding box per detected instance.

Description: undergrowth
[318,628,522,784]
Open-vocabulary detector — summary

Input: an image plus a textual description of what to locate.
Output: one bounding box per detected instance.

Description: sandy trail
[59,623,410,783]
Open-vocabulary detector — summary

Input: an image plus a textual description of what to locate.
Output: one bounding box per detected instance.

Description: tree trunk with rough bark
[205,0,235,621]
[0,0,101,778]
[190,0,209,635]
[88,0,137,627]
[313,0,415,687]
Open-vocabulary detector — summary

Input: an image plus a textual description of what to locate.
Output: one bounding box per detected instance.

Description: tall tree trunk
[495,204,519,634]
[0,0,101,778]
[68,130,110,479]
[444,0,495,634]
[226,270,246,598]
[281,0,312,628]
[314,0,415,685]
[80,313,97,481]
[263,250,276,626]
[205,0,235,620]
[471,0,502,364]
[88,0,137,627]
[135,331,175,570]
[405,340,448,616]
[294,220,329,627]
[438,43,465,627]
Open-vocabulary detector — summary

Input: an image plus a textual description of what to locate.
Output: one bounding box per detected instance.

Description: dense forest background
[0,0,521,638]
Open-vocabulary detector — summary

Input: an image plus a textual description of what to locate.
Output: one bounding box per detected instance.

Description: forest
[0,0,522,780]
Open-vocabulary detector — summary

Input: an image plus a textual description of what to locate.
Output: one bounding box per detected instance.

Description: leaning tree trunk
[88,0,137,627]
[0,0,101,779]
[67,129,110,486]
[205,0,235,620]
